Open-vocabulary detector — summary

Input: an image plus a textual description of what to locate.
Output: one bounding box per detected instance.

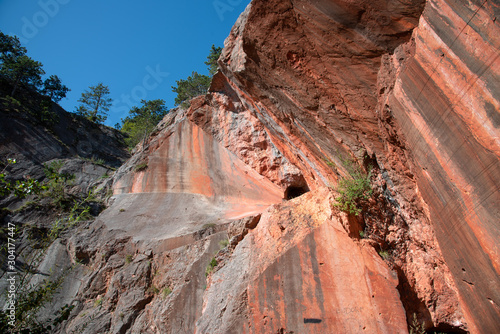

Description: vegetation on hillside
[120,99,169,148]
[0,31,70,103]
[171,45,222,107]
[0,158,102,333]
[75,82,112,124]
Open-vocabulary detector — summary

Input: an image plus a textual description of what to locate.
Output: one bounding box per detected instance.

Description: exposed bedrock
[32,0,499,332]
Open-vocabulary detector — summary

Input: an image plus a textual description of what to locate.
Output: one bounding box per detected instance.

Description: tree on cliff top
[121,99,169,148]
[75,83,112,124]
[171,45,222,107]
[1,31,69,102]
[172,72,212,107]
[205,44,223,76]
[43,75,70,103]
[1,31,45,96]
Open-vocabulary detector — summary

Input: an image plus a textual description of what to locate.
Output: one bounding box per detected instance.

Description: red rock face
[380,0,500,332]
[57,0,498,333]
[113,114,283,220]
[197,189,409,333]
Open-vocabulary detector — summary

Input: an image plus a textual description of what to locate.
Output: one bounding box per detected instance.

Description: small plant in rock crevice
[409,313,426,334]
[205,257,217,277]
[162,287,172,298]
[134,162,148,172]
[378,250,390,260]
[332,158,372,216]
[94,297,103,308]
[219,239,229,249]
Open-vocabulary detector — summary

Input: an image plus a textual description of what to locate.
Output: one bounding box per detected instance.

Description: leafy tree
[121,99,169,148]
[171,45,222,107]
[75,82,112,124]
[205,44,222,76]
[42,74,70,102]
[0,31,26,61]
[1,54,45,97]
[171,71,211,107]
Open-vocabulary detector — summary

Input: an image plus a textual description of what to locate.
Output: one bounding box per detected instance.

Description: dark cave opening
[284,185,310,200]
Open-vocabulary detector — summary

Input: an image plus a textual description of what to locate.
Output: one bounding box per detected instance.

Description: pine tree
[171,72,211,107]
[171,45,222,107]
[0,32,45,97]
[204,45,222,76]
[43,75,70,103]
[121,99,168,148]
[76,83,112,124]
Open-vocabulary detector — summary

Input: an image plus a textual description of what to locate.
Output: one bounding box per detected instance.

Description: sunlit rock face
[378,0,500,332]
[55,0,499,333]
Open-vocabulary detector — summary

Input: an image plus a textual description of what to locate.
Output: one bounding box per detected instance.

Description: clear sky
[0,0,250,127]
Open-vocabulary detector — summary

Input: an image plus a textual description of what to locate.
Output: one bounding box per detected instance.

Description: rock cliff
[2,0,498,333]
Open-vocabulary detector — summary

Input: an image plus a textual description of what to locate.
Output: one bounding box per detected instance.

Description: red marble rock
[51,0,499,332]
[380,0,500,331]
[197,188,409,333]
[113,115,283,220]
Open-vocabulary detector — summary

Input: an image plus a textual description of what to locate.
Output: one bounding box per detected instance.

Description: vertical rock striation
[18,0,497,332]
[378,0,500,332]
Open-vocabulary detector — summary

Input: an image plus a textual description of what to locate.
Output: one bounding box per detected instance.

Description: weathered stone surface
[0,103,128,170]
[2,0,498,332]
[377,0,500,332]
[197,188,408,333]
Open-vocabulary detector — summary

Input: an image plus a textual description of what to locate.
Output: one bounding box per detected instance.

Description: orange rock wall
[382,0,500,331]
[58,0,499,332]
[114,116,283,216]
[197,189,409,333]
[201,0,499,331]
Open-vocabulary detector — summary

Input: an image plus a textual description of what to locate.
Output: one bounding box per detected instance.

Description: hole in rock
[284,185,310,200]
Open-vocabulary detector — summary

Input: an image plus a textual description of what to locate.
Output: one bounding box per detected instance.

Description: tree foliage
[171,45,222,107]
[1,54,45,97]
[171,72,211,107]
[205,44,222,76]
[42,75,70,103]
[0,32,26,63]
[76,82,112,124]
[121,99,169,148]
[0,31,69,103]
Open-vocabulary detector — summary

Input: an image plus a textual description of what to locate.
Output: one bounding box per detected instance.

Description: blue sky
[0,0,250,127]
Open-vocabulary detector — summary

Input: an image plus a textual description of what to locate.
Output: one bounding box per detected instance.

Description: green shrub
[333,164,372,216]
[219,239,229,249]
[125,254,133,264]
[134,163,148,172]
[202,223,216,229]
[42,160,75,209]
[205,257,217,277]
[378,250,390,260]
[162,287,172,298]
